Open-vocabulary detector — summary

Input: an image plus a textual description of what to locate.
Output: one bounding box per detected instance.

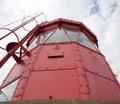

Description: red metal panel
[12,62,34,100]
[12,43,120,101]
[78,44,115,80]
[86,71,120,101]
[62,23,80,30]
[11,43,120,101]
[22,70,80,100]
[33,43,76,71]
[0,60,26,89]
[1,46,40,89]
[12,47,41,100]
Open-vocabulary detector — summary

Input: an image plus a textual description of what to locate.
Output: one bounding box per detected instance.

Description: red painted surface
[0,18,120,101]
[11,43,120,101]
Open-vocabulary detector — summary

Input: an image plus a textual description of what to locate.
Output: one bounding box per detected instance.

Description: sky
[0,0,120,85]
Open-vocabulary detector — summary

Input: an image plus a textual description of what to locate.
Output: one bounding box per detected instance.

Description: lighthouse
[0,18,120,102]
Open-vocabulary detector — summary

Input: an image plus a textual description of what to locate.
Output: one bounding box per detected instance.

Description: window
[0,79,19,102]
[27,38,38,50]
[27,27,98,52]
[46,28,69,43]
[64,28,79,42]
[79,32,97,51]
[38,29,54,44]
[27,29,54,50]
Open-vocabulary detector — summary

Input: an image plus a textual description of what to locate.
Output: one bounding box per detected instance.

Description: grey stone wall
[0,100,120,104]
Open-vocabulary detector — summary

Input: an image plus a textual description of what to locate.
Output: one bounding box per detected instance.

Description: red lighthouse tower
[0,18,120,102]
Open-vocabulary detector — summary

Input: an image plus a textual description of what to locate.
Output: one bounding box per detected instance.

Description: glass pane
[0,79,19,102]
[46,28,69,43]
[65,28,78,42]
[27,30,53,50]
[79,32,97,51]
[0,91,8,102]
[28,38,38,50]
[39,30,54,44]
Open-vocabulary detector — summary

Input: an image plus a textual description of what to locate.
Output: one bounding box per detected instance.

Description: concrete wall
[1,100,120,104]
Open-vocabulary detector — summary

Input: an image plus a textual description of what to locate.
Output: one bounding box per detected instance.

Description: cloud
[89,0,99,15]
[102,20,120,76]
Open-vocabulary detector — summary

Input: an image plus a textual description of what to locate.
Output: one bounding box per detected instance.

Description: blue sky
[0,0,120,84]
